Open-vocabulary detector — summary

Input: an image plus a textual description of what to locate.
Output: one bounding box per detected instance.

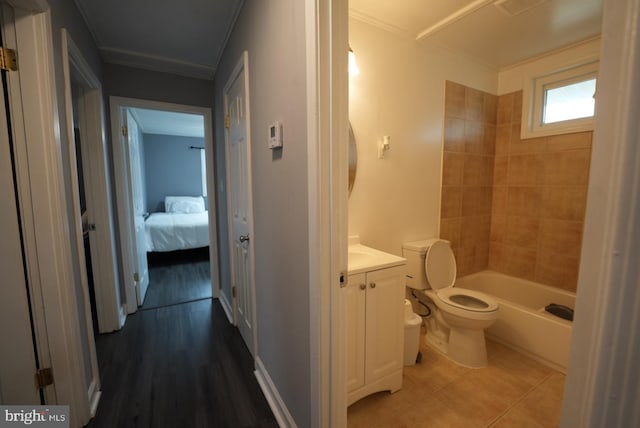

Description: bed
[145,196,210,252]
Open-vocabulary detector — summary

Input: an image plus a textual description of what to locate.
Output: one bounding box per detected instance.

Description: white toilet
[402,239,499,368]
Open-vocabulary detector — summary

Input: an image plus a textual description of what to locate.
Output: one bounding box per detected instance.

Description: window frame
[522,60,599,139]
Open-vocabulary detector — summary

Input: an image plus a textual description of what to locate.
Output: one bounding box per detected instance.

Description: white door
[224,52,255,355]
[0,67,41,404]
[124,110,149,305]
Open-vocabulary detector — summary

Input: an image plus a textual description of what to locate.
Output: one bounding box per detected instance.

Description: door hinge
[0,47,18,71]
[232,286,237,298]
[224,115,230,129]
[340,271,346,288]
[133,272,140,283]
[35,368,54,389]
[122,125,128,137]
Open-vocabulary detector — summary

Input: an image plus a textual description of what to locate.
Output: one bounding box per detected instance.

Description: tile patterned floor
[348,335,565,428]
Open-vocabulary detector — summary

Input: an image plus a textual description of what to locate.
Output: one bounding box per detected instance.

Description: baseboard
[219,292,234,324]
[254,357,296,428]
[118,304,127,328]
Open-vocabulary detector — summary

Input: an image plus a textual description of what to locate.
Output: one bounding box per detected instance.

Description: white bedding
[145,211,209,252]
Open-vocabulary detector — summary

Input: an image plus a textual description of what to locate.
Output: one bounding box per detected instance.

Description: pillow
[165,196,205,214]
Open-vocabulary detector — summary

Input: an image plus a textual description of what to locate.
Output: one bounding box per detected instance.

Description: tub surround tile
[484,94,498,125]
[483,124,497,154]
[541,186,588,221]
[466,87,485,122]
[542,149,591,186]
[440,218,462,251]
[546,131,592,151]
[444,117,466,152]
[495,125,511,155]
[442,152,465,185]
[503,246,537,280]
[497,92,514,125]
[465,120,485,153]
[535,252,580,291]
[506,186,542,217]
[538,219,584,257]
[441,186,463,218]
[505,216,540,249]
[445,81,466,119]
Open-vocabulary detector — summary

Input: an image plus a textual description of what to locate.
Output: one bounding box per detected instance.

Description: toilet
[402,239,499,368]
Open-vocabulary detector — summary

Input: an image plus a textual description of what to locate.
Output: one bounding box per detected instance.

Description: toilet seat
[424,240,498,313]
[436,288,498,313]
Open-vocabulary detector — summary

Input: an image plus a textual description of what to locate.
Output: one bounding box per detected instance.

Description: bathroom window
[522,61,598,139]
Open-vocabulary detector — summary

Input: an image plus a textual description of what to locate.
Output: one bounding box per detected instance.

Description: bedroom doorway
[110,97,220,315]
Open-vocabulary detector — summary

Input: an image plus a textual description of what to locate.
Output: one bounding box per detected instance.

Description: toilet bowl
[402,239,499,368]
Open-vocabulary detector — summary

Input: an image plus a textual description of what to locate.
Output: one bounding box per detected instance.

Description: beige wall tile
[463,155,494,186]
[442,152,464,186]
[465,86,485,121]
[462,186,492,216]
[507,186,542,217]
[491,215,507,243]
[465,120,484,153]
[546,131,592,151]
[483,124,497,154]
[510,133,546,155]
[443,117,466,153]
[474,241,490,271]
[505,216,540,249]
[494,155,509,185]
[445,80,466,119]
[456,244,477,277]
[489,242,506,271]
[539,219,584,258]
[535,252,580,291]
[492,186,508,215]
[503,246,537,280]
[484,93,498,124]
[495,125,511,155]
[497,92,514,125]
[508,154,543,185]
[440,218,462,252]
[512,91,523,124]
[441,186,462,218]
[542,149,592,185]
[541,186,588,221]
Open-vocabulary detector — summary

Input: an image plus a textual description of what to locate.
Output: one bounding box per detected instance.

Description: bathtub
[456,270,575,372]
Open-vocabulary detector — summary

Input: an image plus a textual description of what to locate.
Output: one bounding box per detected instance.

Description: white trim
[219,291,234,324]
[561,0,640,426]
[254,357,297,428]
[109,97,221,314]
[59,28,101,414]
[306,0,349,426]
[61,26,121,333]
[2,4,96,425]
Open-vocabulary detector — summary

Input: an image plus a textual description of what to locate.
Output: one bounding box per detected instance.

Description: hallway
[88,296,276,427]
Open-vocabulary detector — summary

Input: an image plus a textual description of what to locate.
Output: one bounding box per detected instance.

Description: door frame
[1,2,99,425]
[110,96,221,313]
[221,51,258,357]
[61,28,122,334]
[306,0,349,426]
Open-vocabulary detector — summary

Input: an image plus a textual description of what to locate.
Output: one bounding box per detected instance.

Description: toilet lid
[437,288,499,312]
[424,240,456,290]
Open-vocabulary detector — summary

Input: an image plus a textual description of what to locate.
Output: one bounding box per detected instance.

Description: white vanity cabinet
[347,264,405,406]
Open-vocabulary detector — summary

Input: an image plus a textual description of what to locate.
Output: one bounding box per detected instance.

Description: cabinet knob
[359,283,366,290]
[370,282,376,289]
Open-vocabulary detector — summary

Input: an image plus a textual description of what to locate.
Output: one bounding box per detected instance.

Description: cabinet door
[365,266,405,383]
[346,273,366,392]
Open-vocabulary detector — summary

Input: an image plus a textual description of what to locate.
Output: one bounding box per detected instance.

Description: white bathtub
[456,270,575,372]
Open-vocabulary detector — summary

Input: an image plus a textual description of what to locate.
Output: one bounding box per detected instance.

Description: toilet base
[426,326,489,368]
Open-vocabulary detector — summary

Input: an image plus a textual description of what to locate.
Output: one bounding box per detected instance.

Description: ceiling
[349,0,603,68]
[74,0,244,80]
[130,108,205,138]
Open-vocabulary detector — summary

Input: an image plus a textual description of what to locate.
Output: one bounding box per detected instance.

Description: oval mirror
[348,123,357,196]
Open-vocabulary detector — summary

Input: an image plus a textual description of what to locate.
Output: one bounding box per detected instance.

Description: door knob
[239,234,250,243]
[359,283,366,290]
[370,282,376,289]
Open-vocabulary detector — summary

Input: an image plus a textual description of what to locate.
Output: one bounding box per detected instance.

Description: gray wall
[143,134,204,212]
[214,0,311,425]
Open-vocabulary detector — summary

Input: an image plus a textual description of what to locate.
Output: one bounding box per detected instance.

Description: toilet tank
[402,239,440,290]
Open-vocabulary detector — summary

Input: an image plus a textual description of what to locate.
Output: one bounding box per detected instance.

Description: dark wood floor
[142,260,212,310]
[88,261,276,427]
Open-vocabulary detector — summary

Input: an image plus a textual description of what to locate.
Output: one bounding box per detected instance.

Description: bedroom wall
[142,134,205,212]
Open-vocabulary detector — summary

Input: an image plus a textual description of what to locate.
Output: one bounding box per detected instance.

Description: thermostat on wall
[268,120,283,149]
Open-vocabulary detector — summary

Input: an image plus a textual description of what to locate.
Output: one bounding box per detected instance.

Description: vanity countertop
[348,243,406,275]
